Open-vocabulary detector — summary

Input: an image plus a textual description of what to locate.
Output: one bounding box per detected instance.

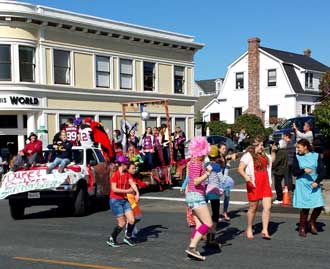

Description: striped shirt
[188,160,206,195]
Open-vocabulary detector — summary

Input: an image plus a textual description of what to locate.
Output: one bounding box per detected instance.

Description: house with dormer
[201,37,330,125]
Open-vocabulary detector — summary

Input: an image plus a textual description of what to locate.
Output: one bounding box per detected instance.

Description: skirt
[247,171,272,201]
[293,177,324,209]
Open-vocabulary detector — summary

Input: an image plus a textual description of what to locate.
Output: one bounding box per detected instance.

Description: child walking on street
[184,136,213,261]
[107,156,139,247]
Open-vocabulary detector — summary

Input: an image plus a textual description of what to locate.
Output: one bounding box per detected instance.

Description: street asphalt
[0,190,329,269]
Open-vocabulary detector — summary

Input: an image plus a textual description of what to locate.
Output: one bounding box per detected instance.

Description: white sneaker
[273,200,283,204]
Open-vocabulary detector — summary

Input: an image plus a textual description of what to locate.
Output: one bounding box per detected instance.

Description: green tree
[314,71,330,138]
[206,121,229,136]
[233,113,266,140]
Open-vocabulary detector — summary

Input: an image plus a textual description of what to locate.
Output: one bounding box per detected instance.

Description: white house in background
[194,78,224,96]
[201,37,330,126]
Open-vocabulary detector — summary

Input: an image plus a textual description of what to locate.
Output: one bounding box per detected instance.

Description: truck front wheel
[74,187,88,216]
[9,201,25,220]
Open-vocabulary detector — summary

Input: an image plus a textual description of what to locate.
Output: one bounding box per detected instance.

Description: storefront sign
[0,168,84,199]
[0,95,41,108]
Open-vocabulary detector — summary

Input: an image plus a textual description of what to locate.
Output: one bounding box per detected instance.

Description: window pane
[96,73,110,87]
[54,50,70,84]
[59,114,75,128]
[120,74,132,89]
[144,62,155,91]
[175,118,186,132]
[236,72,244,89]
[234,107,242,121]
[0,64,11,80]
[99,116,113,134]
[269,105,278,120]
[145,117,157,128]
[268,69,276,86]
[0,115,18,128]
[0,45,11,80]
[120,59,132,74]
[96,56,110,72]
[54,50,70,67]
[174,66,184,76]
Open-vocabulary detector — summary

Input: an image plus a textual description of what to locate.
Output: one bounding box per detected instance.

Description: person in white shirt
[292,121,313,144]
[78,123,93,147]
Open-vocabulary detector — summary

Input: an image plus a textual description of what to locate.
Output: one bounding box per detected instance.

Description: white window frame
[174,65,185,94]
[119,58,133,90]
[53,49,72,85]
[19,45,36,83]
[267,69,276,87]
[305,72,313,89]
[143,61,156,92]
[95,55,111,88]
[235,72,244,89]
[0,44,12,82]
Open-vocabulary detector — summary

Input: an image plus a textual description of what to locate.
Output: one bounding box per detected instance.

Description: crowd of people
[180,120,326,261]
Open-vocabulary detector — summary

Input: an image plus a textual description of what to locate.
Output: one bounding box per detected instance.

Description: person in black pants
[283,132,296,191]
[272,140,288,204]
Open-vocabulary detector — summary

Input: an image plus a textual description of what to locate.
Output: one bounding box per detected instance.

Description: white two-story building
[201,37,329,126]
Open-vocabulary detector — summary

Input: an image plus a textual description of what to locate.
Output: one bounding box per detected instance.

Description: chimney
[304,48,311,57]
[247,37,264,122]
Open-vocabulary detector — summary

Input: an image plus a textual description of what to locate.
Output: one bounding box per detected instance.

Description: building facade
[201,38,329,126]
[0,0,203,153]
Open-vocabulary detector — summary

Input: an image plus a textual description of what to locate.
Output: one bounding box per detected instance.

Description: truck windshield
[279,119,294,129]
[94,149,105,162]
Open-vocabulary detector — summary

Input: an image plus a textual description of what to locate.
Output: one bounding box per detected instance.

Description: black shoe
[24,163,31,170]
[123,236,136,247]
[106,237,120,248]
[11,165,19,172]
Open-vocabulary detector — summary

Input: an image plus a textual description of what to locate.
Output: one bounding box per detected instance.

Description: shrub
[233,113,267,141]
[206,121,229,136]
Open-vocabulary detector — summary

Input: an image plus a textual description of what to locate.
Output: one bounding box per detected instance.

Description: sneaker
[46,167,52,174]
[123,236,136,247]
[185,247,205,261]
[273,200,283,205]
[106,237,120,248]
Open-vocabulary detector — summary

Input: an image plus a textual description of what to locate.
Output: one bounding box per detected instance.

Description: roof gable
[196,79,216,94]
[260,47,330,72]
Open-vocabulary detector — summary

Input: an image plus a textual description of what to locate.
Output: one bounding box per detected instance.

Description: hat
[28,132,37,140]
[188,136,211,158]
[73,117,82,126]
[116,156,130,165]
[84,117,92,124]
[208,145,219,158]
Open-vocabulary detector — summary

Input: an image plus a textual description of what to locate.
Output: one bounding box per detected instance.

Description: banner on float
[0,168,84,199]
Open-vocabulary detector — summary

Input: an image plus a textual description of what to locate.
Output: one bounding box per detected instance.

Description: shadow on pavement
[136,224,168,242]
[21,198,110,220]
[253,221,285,236]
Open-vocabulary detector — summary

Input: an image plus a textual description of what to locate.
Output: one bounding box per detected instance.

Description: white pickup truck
[0,146,112,219]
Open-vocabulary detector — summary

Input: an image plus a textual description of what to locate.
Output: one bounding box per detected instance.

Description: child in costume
[126,162,143,238]
[126,145,144,172]
[184,136,212,261]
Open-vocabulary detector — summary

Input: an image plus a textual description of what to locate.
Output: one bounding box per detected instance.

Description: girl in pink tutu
[184,136,213,261]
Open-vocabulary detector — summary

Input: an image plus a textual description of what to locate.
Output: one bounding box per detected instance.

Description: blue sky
[24,0,330,80]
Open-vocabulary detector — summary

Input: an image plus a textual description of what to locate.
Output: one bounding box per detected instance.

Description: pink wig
[188,136,211,157]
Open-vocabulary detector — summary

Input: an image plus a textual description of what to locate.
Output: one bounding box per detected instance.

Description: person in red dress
[238,137,276,240]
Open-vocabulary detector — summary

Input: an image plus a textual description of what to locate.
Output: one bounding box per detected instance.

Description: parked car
[269,116,321,143]
[2,146,112,219]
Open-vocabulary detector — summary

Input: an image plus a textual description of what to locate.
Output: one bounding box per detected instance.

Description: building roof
[196,78,223,95]
[0,0,204,51]
[195,95,215,112]
[261,47,330,72]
